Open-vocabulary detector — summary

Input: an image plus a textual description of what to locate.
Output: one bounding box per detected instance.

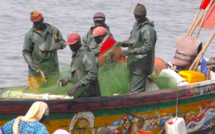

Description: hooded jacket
[70,46,101,98]
[127,19,157,75]
[23,23,65,78]
[82,24,113,56]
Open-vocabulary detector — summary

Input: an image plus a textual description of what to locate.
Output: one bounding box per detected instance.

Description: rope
[20,85,29,90]
[115,108,145,121]
[176,87,179,118]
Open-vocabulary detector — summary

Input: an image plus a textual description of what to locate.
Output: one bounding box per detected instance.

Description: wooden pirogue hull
[1,80,215,134]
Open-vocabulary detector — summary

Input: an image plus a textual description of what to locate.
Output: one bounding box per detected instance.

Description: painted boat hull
[1,80,215,134]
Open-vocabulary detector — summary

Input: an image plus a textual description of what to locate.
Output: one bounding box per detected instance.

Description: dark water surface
[2,0,215,87]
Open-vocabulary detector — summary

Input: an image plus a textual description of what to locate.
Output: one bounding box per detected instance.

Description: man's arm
[22,33,39,71]
[82,34,89,47]
[131,27,156,55]
[55,28,66,49]
[82,29,92,47]
[107,29,114,38]
[22,34,33,65]
[90,47,101,57]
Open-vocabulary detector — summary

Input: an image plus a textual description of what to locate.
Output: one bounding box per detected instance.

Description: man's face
[134,15,145,24]
[94,19,105,27]
[33,19,44,30]
[69,41,81,52]
[73,118,92,134]
[94,36,104,44]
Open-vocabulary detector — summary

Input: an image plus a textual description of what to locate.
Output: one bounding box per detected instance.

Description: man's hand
[114,42,123,47]
[127,41,135,47]
[52,42,61,50]
[57,78,70,87]
[120,50,132,56]
[115,41,135,48]
[29,62,39,71]
[67,84,79,96]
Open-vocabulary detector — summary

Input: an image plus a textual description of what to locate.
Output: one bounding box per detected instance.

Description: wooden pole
[189,29,215,71]
[188,11,205,36]
[192,53,202,71]
[171,65,177,71]
[195,0,214,38]
[187,9,201,35]
[206,66,212,80]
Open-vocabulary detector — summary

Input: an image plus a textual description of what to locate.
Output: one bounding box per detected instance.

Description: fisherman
[22,10,66,89]
[91,26,127,66]
[170,35,202,72]
[57,33,101,98]
[115,3,157,93]
[0,101,49,134]
[82,12,114,56]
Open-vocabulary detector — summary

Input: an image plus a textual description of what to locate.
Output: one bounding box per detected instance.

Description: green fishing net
[98,62,129,96]
[0,62,130,98]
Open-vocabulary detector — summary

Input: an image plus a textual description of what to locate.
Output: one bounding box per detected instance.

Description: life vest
[171,35,202,66]
[98,36,127,66]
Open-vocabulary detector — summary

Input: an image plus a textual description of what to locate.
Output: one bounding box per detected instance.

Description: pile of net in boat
[0,59,184,99]
[0,62,130,98]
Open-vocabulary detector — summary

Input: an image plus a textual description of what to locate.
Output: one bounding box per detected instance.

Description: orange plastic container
[178,70,205,84]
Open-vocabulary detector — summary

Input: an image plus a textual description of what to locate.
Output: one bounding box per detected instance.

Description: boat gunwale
[0,80,214,114]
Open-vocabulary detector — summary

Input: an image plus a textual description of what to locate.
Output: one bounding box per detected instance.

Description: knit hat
[30,10,43,22]
[64,33,81,45]
[93,12,105,21]
[91,26,106,38]
[134,3,147,17]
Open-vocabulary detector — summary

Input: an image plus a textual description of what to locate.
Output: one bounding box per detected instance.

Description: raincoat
[82,24,113,56]
[23,23,65,88]
[70,46,101,98]
[125,19,157,92]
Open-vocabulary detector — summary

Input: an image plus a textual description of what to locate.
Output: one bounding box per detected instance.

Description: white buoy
[159,69,189,87]
[165,117,187,134]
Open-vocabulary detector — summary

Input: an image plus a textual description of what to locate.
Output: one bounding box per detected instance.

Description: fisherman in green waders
[115,3,157,93]
[82,12,114,56]
[57,33,101,98]
[22,10,66,89]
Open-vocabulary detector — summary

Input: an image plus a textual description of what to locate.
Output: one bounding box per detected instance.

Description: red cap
[92,26,106,38]
[64,33,81,45]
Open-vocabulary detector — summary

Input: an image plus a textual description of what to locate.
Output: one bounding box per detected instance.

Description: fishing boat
[1,0,215,134]
[0,79,215,134]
